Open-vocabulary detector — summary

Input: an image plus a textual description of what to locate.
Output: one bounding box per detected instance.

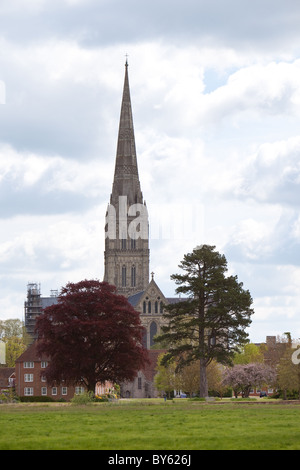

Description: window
[41,375,46,382]
[52,387,57,396]
[41,361,48,368]
[131,239,136,249]
[24,362,34,368]
[142,328,147,349]
[150,322,157,347]
[148,301,151,313]
[138,377,142,390]
[131,265,136,287]
[62,387,68,396]
[122,266,126,287]
[24,387,33,396]
[41,387,47,396]
[121,238,127,250]
[75,386,85,395]
[155,301,158,313]
[160,302,163,314]
[24,374,33,382]
[143,301,146,313]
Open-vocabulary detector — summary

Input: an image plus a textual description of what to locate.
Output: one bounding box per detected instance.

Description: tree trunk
[199,358,208,397]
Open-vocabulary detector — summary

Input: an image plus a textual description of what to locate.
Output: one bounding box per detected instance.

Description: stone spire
[110,60,143,207]
[104,62,149,296]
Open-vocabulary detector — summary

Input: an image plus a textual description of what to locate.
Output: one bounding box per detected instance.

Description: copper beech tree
[35,280,149,393]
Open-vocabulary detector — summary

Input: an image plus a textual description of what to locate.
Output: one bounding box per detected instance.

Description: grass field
[1,399,300,450]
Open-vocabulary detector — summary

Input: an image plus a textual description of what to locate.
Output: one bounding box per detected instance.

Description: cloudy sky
[1,0,300,343]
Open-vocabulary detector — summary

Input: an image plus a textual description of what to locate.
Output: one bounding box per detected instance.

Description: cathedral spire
[104,62,149,297]
[110,61,143,206]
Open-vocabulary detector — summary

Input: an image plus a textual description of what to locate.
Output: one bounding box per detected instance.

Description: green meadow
[1,399,300,450]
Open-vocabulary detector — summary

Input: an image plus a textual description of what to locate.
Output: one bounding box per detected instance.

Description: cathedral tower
[104,61,149,296]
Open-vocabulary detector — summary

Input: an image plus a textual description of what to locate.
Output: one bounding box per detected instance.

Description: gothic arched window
[148,301,151,314]
[155,301,158,313]
[121,230,127,250]
[150,321,157,347]
[131,265,136,287]
[143,301,146,314]
[122,266,126,287]
[142,327,147,348]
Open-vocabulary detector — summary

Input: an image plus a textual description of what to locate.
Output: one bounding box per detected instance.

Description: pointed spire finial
[125,53,129,67]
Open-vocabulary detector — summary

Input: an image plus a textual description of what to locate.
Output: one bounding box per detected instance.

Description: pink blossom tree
[222,363,276,398]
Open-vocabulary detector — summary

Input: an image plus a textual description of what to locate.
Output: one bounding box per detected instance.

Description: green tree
[156,245,254,397]
[179,360,200,397]
[154,353,180,398]
[179,359,223,397]
[0,319,23,339]
[5,336,27,367]
[234,343,264,365]
[277,342,300,399]
[0,319,28,367]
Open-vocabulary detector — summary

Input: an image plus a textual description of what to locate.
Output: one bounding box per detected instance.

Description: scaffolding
[24,283,42,341]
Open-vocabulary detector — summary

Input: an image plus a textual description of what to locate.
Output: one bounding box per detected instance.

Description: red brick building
[15,342,85,400]
[15,341,163,400]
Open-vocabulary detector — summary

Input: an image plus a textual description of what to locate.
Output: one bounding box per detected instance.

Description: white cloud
[196,60,300,126]
[234,136,300,206]
[1,0,300,343]
[0,144,114,218]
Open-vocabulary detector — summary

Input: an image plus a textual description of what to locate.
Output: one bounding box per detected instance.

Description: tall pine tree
[156,245,254,397]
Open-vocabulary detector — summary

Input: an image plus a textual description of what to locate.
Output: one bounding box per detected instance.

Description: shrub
[19,396,55,402]
[70,391,95,406]
[0,389,20,403]
[94,395,109,402]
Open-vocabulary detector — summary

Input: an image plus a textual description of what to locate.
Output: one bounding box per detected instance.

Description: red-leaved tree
[35,280,149,393]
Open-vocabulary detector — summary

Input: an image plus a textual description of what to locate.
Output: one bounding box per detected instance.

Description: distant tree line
[155,336,300,399]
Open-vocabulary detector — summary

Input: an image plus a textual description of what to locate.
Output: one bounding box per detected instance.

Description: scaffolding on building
[24,283,58,342]
[24,283,42,342]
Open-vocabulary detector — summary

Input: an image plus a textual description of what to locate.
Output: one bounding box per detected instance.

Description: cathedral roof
[128,290,144,307]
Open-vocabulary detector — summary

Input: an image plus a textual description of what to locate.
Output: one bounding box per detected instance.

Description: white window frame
[24,374,34,382]
[41,387,47,396]
[23,362,34,368]
[24,387,33,396]
[52,387,57,396]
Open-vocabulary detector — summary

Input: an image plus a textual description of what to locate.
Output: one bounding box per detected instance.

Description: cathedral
[24,61,178,398]
[103,60,178,397]
[104,60,172,352]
